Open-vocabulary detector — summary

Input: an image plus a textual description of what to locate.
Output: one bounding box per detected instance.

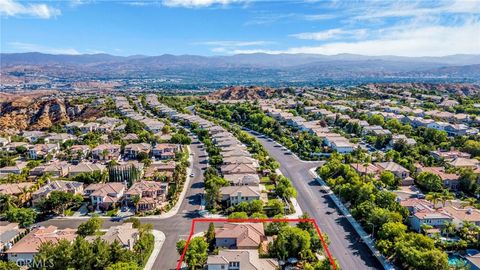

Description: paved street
[39,138,208,270]
[252,135,382,270]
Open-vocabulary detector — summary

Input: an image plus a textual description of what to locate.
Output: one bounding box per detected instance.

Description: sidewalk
[144,230,166,270]
[276,169,304,218]
[309,168,396,270]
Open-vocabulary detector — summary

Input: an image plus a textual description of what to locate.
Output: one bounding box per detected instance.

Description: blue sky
[1,0,479,56]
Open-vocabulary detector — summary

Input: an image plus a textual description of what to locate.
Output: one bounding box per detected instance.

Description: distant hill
[208,86,292,100]
[1,52,480,81]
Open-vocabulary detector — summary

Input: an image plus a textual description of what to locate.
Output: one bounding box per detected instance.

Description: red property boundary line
[176,218,336,270]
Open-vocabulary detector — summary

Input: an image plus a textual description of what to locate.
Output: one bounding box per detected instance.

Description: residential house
[92,144,121,161]
[124,143,152,159]
[390,134,416,147]
[331,140,356,154]
[220,186,264,206]
[443,206,480,227]
[215,223,266,249]
[223,174,260,186]
[152,143,180,160]
[29,161,70,178]
[448,158,480,170]
[6,226,76,263]
[84,182,126,209]
[21,131,46,143]
[0,223,26,252]
[65,122,84,134]
[144,161,176,179]
[85,223,139,250]
[45,133,75,144]
[69,145,90,159]
[27,144,59,160]
[415,165,460,190]
[431,149,471,161]
[124,180,168,211]
[221,163,257,176]
[375,162,414,186]
[206,250,278,270]
[411,210,453,232]
[31,180,84,206]
[68,162,106,177]
[0,161,28,175]
[80,122,100,134]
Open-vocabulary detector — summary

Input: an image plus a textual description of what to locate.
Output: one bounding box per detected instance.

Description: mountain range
[1,52,479,82]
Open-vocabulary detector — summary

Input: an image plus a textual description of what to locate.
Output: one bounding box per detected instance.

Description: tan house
[215,223,266,249]
[124,143,152,159]
[29,161,70,177]
[84,182,126,209]
[375,161,414,186]
[124,181,168,211]
[220,186,264,206]
[221,163,257,176]
[415,165,460,190]
[27,144,59,160]
[32,180,84,206]
[152,143,180,160]
[144,161,176,179]
[0,223,26,251]
[85,223,138,250]
[92,144,121,160]
[206,249,278,270]
[68,162,106,177]
[6,226,76,263]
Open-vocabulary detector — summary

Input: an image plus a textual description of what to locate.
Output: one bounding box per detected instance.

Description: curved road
[252,134,382,270]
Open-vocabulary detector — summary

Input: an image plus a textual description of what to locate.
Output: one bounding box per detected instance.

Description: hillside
[0,95,105,131]
[207,86,292,100]
[1,52,480,82]
[364,83,480,96]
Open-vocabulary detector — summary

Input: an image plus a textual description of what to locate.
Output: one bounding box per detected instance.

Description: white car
[190,173,195,177]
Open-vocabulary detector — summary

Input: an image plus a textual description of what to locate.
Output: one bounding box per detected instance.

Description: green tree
[205,222,216,252]
[228,212,248,219]
[4,207,36,227]
[176,237,208,270]
[92,238,112,269]
[0,261,20,270]
[106,262,141,270]
[463,140,480,157]
[70,236,94,270]
[77,215,103,237]
[416,172,443,192]
[379,171,396,187]
[270,226,313,261]
[38,191,83,216]
[266,199,284,217]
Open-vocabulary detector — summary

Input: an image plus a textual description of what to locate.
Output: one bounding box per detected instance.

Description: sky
[0,0,479,57]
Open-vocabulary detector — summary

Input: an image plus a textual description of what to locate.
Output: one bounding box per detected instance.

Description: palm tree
[462,198,477,208]
[0,194,17,212]
[442,221,456,238]
[426,192,442,208]
[440,190,454,207]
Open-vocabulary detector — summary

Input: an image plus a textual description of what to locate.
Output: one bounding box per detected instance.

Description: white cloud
[162,0,244,8]
[8,42,81,55]
[234,21,480,56]
[291,28,367,41]
[353,0,480,20]
[0,0,61,19]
